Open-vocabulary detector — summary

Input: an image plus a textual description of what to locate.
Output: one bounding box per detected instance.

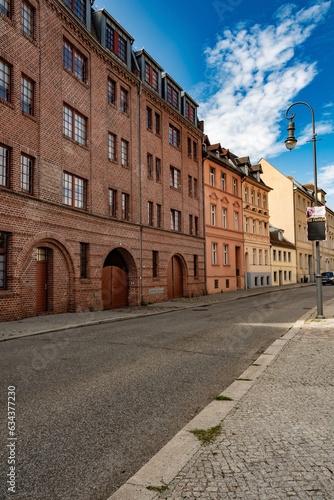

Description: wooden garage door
[36,261,47,312]
[102,265,128,309]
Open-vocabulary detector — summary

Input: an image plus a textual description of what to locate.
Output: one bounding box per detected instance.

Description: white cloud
[315,164,334,209]
[198,1,332,162]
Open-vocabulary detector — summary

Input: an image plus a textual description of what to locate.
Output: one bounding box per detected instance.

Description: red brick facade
[0,0,205,321]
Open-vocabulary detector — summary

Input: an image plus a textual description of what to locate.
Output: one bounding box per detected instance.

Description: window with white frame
[251,190,254,204]
[210,204,216,226]
[63,104,86,145]
[234,211,238,230]
[252,248,256,265]
[252,220,256,234]
[233,178,237,195]
[258,221,262,235]
[108,133,116,161]
[223,244,228,265]
[63,172,86,209]
[245,217,249,232]
[170,209,181,231]
[210,167,215,187]
[212,243,217,265]
[244,187,248,202]
[121,139,129,166]
[222,208,227,228]
[221,172,225,190]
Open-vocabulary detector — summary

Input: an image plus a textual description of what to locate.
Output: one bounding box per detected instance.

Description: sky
[93,0,334,209]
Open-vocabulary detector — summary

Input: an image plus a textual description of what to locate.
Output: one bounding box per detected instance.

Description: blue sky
[94,0,334,209]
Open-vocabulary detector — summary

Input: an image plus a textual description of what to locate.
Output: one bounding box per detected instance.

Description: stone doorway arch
[102,248,136,309]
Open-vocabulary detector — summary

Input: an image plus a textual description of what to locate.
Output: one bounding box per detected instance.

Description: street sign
[306,206,326,241]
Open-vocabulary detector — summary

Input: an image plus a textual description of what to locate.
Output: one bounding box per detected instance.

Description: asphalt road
[0,287,332,500]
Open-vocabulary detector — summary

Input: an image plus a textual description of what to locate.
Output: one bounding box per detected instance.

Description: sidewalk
[0,283,312,342]
[109,298,334,500]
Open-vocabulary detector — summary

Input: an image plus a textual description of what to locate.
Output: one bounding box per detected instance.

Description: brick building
[0,0,205,321]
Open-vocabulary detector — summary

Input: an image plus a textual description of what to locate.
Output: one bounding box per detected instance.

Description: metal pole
[286,102,324,318]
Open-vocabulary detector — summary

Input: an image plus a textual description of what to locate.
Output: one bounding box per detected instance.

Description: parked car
[321,272,334,285]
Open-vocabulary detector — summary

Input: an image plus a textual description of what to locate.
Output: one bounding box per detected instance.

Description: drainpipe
[138,81,143,303]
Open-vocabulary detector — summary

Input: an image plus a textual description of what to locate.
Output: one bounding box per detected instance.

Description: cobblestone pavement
[156,319,334,499]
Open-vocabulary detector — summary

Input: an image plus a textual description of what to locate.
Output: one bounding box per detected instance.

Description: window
[221,173,225,191]
[145,63,158,92]
[223,245,228,265]
[194,254,198,277]
[63,105,86,145]
[21,76,34,115]
[194,178,198,198]
[153,251,158,278]
[147,153,153,178]
[156,204,161,228]
[188,137,192,157]
[298,195,301,209]
[0,60,11,102]
[22,1,34,37]
[210,205,216,226]
[146,107,152,129]
[265,250,268,265]
[214,279,219,289]
[284,270,287,281]
[167,83,178,108]
[170,209,181,231]
[298,225,302,240]
[245,217,249,232]
[121,192,129,220]
[0,145,9,187]
[169,124,180,147]
[253,248,256,265]
[263,195,266,209]
[259,249,262,265]
[63,172,86,209]
[194,216,199,236]
[284,251,287,262]
[257,193,261,206]
[193,142,197,160]
[105,25,127,63]
[120,87,128,113]
[148,201,153,226]
[274,271,277,282]
[210,167,215,186]
[278,250,282,261]
[0,0,10,17]
[289,271,292,281]
[155,113,160,135]
[108,78,116,104]
[222,208,227,228]
[212,243,217,265]
[108,133,116,161]
[64,0,85,23]
[121,139,129,167]
[233,179,237,195]
[188,175,192,197]
[288,252,291,262]
[21,154,33,193]
[0,232,9,289]
[252,220,255,234]
[251,190,255,204]
[170,166,180,189]
[264,222,267,235]
[273,249,276,261]
[244,187,248,202]
[185,102,195,123]
[299,253,303,268]
[234,212,238,231]
[189,214,193,235]
[80,243,88,279]
[109,188,117,217]
[155,158,161,182]
[63,40,86,82]
[258,221,262,235]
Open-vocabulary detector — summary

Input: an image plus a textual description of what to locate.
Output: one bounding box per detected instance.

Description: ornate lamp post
[285,101,324,318]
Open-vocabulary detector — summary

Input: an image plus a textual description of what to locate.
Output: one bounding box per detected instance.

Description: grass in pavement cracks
[190,425,222,445]
[214,395,233,401]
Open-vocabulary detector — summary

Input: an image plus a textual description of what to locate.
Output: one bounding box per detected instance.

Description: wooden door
[36,261,47,312]
[102,266,112,310]
[167,256,183,299]
[111,266,128,308]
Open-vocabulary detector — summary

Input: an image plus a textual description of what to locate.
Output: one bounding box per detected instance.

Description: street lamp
[285,101,324,318]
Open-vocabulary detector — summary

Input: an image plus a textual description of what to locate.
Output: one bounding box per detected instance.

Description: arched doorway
[167,255,184,299]
[102,249,129,309]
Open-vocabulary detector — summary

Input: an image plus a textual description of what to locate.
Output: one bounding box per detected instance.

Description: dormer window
[167,83,178,108]
[185,102,195,123]
[64,0,85,23]
[106,24,127,64]
[145,62,158,92]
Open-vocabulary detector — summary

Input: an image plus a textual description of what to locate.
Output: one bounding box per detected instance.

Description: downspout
[202,148,207,294]
[138,81,142,303]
